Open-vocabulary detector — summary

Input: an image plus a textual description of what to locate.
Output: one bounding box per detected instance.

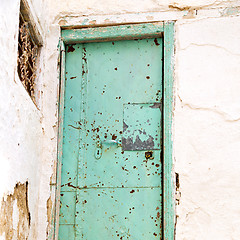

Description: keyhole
[95,147,102,159]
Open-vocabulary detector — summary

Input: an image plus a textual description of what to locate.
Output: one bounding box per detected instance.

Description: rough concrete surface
[1,0,240,239]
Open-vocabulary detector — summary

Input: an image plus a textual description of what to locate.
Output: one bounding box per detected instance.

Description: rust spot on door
[67,45,75,52]
[154,38,160,46]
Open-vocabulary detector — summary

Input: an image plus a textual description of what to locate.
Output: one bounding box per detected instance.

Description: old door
[59,36,163,239]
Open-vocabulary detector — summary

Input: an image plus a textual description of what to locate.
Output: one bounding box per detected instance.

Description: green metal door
[59,37,163,239]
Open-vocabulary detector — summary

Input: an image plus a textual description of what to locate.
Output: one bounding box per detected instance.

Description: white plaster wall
[174,17,240,239]
[44,3,240,240]
[2,0,240,239]
[0,0,46,239]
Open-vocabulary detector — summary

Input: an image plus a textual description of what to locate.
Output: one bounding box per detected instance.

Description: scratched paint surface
[122,103,161,151]
[59,38,163,239]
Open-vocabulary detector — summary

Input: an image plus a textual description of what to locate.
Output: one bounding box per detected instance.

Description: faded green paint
[122,103,162,151]
[59,38,163,239]
[56,22,175,240]
[61,23,163,44]
[163,21,175,240]
[55,40,66,240]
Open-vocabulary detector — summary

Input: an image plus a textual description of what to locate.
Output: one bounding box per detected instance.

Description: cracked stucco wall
[1,0,240,239]
[0,0,46,239]
[174,16,240,239]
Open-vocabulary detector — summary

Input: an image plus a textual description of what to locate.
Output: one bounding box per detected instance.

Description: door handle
[101,139,122,147]
[95,138,122,160]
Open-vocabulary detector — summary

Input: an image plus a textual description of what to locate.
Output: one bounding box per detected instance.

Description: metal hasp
[95,139,121,159]
[56,22,175,240]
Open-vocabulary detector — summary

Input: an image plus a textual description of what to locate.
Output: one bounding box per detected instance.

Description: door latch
[95,138,122,159]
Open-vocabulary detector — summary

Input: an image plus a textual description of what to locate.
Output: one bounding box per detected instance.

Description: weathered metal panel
[59,34,165,239]
[163,21,175,240]
[122,103,162,151]
[75,38,163,190]
[60,44,83,192]
[61,22,164,44]
[59,191,76,224]
[58,225,75,240]
[58,44,83,235]
[76,188,162,239]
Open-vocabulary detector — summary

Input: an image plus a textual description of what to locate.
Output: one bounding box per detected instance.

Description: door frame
[55,22,175,240]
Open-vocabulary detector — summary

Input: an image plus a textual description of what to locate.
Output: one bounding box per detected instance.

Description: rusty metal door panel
[59,38,163,239]
[122,103,161,151]
[76,188,162,239]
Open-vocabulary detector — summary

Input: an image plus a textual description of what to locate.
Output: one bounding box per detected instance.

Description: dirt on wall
[46,196,52,237]
[0,182,31,240]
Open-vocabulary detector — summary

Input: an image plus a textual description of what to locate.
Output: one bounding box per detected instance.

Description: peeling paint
[46,196,52,237]
[122,103,161,151]
[220,7,240,16]
[175,173,181,205]
[122,135,155,151]
[0,182,31,239]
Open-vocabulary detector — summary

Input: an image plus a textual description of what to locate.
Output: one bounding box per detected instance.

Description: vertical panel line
[54,40,66,240]
[76,43,88,239]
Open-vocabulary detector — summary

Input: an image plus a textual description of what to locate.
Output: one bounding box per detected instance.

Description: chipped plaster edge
[54,6,240,29]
